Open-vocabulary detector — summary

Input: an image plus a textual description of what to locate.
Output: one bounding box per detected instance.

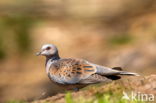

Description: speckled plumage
[37,44,139,90]
[47,58,97,84]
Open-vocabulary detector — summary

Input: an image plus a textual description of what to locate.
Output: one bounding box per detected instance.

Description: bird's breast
[48,73,66,84]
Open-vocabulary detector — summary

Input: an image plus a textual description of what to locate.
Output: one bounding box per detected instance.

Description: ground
[30,75,156,103]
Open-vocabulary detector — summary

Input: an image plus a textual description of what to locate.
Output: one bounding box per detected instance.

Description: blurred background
[0,0,156,102]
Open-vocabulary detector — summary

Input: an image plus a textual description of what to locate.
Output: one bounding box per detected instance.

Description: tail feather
[112,67,122,71]
[93,63,139,76]
[119,71,140,76]
[105,75,121,80]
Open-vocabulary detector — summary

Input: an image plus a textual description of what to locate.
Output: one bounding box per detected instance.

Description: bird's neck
[45,53,60,74]
[45,53,60,65]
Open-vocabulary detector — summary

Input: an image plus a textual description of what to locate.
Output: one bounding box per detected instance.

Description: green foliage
[65,92,74,103]
[4,16,34,54]
[0,15,37,58]
[6,100,26,103]
[0,47,6,59]
[65,91,146,103]
[108,34,133,46]
[0,49,5,60]
[43,102,51,103]
[0,35,6,60]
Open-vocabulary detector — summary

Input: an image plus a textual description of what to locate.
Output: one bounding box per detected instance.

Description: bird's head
[36,44,58,57]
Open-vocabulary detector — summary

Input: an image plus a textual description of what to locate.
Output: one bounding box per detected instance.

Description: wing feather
[79,74,112,84]
[48,58,96,84]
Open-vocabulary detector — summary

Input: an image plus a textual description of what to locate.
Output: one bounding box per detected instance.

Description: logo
[122,91,155,102]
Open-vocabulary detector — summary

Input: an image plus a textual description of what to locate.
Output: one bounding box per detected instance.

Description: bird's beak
[36,51,42,56]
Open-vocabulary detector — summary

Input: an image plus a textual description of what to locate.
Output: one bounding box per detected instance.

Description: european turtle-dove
[36,44,139,90]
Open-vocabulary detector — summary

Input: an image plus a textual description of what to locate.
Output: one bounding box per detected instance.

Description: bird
[36,44,139,91]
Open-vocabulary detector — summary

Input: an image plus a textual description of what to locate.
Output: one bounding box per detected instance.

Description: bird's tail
[119,71,140,76]
[94,64,139,76]
[112,67,140,76]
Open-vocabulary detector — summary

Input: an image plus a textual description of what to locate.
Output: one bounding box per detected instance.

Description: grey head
[36,44,60,59]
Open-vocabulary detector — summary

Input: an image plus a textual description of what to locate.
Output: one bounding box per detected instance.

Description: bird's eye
[46,47,51,50]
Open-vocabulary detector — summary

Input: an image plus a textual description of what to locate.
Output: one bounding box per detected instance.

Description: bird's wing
[79,74,112,84]
[48,58,97,84]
